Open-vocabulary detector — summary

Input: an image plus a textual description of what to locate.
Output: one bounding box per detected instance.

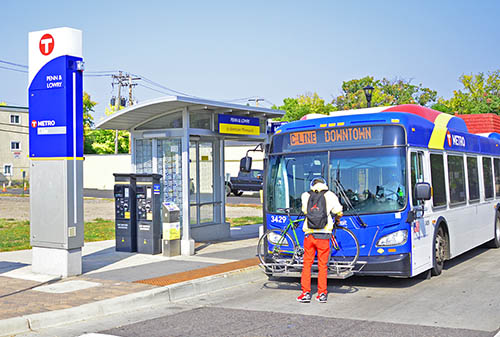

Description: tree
[333,76,438,111]
[83,92,96,128]
[432,70,500,115]
[83,93,97,154]
[273,92,335,121]
[84,103,130,154]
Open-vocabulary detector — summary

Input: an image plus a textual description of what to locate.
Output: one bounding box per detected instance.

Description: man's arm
[301,192,309,214]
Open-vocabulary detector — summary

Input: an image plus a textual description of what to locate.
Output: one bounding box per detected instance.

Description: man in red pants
[297,177,343,303]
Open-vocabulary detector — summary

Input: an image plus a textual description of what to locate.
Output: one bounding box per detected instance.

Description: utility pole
[248,98,264,107]
[111,72,140,153]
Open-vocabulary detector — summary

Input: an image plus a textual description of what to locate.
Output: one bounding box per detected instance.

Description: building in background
[0,105,29,183]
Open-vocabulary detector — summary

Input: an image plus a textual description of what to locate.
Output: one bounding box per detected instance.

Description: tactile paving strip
[134,257,259,286]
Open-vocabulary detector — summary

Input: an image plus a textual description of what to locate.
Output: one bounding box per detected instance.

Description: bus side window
[467,156,480,202]
[411,152,424,207]
[483,157,494,200]
[430,153,447,207]
[494,158,500,198]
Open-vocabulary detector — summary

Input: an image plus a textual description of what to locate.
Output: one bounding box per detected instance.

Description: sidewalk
[0,224,264,336]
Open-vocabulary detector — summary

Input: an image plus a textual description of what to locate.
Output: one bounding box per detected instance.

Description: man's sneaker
[316,293,328,303]
[296,292,311,303]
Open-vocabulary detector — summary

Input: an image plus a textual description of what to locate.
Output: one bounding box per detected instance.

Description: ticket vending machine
[113,173,137,252]
[135,173,162,254]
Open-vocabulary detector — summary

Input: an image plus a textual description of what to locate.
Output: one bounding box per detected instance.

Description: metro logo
[446,131,452,147]
[31,120,37,128]
[39,34,54,56]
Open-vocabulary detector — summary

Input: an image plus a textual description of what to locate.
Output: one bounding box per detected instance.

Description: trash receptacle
[113,173,137,252]
[134,173,162,254]
[162,202,181,257]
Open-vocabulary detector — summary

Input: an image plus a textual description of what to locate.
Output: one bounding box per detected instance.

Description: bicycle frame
[272,216,303,256]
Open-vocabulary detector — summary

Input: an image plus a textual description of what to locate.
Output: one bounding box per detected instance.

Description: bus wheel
[487,215,500,248]
[431,226,447,276]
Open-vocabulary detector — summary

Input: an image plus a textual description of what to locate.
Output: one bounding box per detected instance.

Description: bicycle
[257,207,360,276]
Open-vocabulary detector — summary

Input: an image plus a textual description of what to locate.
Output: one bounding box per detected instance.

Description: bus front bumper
[355,253,411,277]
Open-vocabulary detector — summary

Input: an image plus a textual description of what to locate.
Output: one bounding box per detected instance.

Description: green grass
[228,216,263,227]
[0,218,115,252]
[0,216,262,252]
[84,218,115,242]
[0,219,31,251]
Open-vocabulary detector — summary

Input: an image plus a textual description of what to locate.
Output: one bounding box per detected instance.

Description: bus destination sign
[290,127,373,147]
[290,130,317,146]
[272,125,405,153]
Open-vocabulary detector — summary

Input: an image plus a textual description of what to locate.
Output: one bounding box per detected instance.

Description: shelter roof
[96,95,285,130]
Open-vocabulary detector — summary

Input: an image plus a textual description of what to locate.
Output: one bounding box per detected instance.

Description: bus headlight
[376,230,408,247]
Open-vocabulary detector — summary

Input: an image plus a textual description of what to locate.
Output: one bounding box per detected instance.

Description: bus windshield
[266,147,407,215]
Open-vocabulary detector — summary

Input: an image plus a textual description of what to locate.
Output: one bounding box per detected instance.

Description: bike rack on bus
[259,259,367,279]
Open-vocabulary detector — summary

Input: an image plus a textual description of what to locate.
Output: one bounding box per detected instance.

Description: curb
[0,265,266,337]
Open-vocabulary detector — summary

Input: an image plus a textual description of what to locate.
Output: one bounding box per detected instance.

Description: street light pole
[363,85,374,108]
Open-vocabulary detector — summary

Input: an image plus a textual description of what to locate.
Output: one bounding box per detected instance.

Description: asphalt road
[1,188,261,205]
[17,245,500,337]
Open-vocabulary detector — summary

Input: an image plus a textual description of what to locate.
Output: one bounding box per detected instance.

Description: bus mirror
[240,156,252,172]
[414,182,431,201]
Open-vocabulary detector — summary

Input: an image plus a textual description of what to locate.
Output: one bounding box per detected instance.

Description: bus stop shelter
[96,96,284,255]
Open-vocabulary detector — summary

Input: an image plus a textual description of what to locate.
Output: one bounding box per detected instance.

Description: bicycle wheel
[328,226,359,271]
[257,229,296,272]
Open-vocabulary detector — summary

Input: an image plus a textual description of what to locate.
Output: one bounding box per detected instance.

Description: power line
[132,73,197,97]
[137,83,171,95]
[0,59,276,108]
[0,59,28,69]
[0,65,28,73]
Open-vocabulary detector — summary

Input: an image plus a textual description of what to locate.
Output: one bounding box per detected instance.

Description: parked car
[225,169,263,196]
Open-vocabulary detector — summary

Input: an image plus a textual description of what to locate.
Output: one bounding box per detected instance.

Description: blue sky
[1,0,500,122]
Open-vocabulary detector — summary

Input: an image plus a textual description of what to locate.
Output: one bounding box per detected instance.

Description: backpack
[306,190,328,229]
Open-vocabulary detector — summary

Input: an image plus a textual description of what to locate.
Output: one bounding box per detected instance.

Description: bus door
[409,150,432,275]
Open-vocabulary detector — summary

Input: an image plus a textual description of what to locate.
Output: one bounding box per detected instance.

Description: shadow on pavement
[82,246,134,274]
[0,261,28,274]
[443,246,490,270]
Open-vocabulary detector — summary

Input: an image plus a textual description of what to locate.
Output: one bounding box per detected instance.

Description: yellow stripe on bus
[30,157,85,161]
[428,113,453,150]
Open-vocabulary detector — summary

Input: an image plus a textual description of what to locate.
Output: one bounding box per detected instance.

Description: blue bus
[263,104,500,278]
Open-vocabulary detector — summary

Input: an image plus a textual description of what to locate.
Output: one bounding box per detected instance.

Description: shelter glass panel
[199,142,214,204]
[157,139,183,212]
[136,111,183,130]
[135,139,152,173]
[189,142,198,202]
[190,205,197,225]
[200,204,214,224]
[190,111,212,130]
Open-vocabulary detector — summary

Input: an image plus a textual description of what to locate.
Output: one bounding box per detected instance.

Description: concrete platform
[0,224,263,337]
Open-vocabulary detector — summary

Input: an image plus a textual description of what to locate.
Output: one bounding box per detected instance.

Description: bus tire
[431,225,447,276]
[487,214,500,248]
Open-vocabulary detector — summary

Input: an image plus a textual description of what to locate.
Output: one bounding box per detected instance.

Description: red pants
[301,234,330,294]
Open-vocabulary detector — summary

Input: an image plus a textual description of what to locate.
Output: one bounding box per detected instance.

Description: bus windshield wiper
[334,163,367,228]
